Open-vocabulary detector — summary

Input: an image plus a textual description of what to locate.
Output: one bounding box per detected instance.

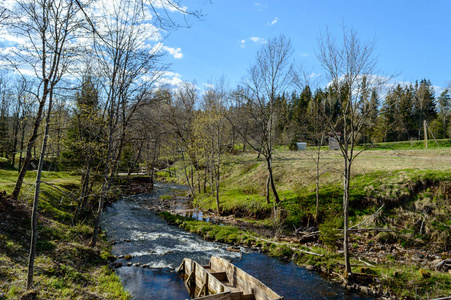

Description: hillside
[159,145,451,299]
[0,171,129,300]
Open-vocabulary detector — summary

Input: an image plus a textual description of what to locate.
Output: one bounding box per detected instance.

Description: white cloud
[249,37,266,44]
[309,72,321,79]
[162,45,183,59]
[155,71,184,88]
[267,17,278,26]
[203,83,215,90]
[254,2,268,12]
[148,0,188,13]
[239,37,266,48]
[300,53,309,57]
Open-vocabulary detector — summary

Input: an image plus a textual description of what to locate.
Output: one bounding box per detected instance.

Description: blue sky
[163,0,451,92]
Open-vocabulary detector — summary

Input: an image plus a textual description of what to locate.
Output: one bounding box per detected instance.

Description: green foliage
[0,157,13,170]
[318,214,342,251]
[97,266,130,300]
[60,76,105,170]
[269,244,293,257]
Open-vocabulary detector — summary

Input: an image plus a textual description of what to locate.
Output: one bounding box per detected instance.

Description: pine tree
[414,79,437,139]
[437,89,450,138]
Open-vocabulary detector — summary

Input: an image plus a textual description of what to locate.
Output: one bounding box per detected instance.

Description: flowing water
[101,182,372,299]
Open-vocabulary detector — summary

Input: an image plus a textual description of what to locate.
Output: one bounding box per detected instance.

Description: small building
[328,132,341,150]
[296,142,307,150]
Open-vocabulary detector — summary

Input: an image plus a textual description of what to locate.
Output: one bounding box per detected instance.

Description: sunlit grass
[0,168,129,299]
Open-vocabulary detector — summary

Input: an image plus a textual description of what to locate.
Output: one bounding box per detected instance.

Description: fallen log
[435,258,451,271]
[247,232,324,257]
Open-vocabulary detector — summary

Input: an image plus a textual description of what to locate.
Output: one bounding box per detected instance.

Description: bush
[375,231,398,244]
[0,157,13,170]
[319,214,342,251]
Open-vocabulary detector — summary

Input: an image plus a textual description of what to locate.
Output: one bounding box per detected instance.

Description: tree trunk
[89,176,109,247]
[215,134,221,214]
[11,89,48,200]
[267,157,280,206]
[90,101,115,247]
[181,150,195,196]
[150,139,158,185]
[315,166,320,222]
[128,140,143,176]
[72,158,91,225]
[11,116,19,168]
[343,158,351,274]
[27,89,53,289]
[265,175,270,204]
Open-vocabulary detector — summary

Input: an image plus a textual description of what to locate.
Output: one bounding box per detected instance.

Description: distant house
[296,142,307,150]
[328,132,341,150]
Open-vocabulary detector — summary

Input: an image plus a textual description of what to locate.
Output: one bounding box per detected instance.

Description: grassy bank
[0,170,129,300]
[157,145,451,299]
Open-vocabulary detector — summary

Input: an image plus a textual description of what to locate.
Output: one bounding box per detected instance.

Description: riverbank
[158,205,450,300]
[155,147,451,299]
[0,171,130,300]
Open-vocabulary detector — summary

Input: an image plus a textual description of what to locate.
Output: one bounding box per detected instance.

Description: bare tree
[229,35,294,208]
[7,0,82,201]
[89,0,165,246]
[5,0,83,288]
[161,82,199,195]
[316,26,384,275]
[193,82,229,214]
[0,5,9,24]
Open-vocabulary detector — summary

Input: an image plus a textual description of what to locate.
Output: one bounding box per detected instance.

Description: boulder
[305,265,316,271]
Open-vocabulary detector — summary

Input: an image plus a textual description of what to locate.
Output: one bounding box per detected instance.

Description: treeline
[271,79,450,147]
[1,76,450,173]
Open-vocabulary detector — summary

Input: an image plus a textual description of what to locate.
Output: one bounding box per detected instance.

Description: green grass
[364,138,451,150]
[0,170,130,299]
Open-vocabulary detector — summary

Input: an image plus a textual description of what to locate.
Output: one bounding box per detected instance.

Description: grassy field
[0,170,130,300]
[191,147,451,217]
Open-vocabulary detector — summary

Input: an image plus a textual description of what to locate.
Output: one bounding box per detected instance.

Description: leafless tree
[89,0,165,246]
[160,82,199,195]
[0,5,9,24]
[316,25,385,275]
[8,0,82,201]
[5,0,83,289]
[229,35,294,208]
[194,81,229,214]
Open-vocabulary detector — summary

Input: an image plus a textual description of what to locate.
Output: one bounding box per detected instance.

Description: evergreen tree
[414,79,437,139]
[62,76,103,167]
[399,84,416,140]
[437,89,450,138]
[62,75,105,224]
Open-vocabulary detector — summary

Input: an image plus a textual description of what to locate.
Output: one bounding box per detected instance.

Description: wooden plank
[178,258,232,300]
[179,257,282,300]
[210,257,283,300]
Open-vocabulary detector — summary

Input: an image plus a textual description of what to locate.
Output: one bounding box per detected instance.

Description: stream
[101,182,373,299]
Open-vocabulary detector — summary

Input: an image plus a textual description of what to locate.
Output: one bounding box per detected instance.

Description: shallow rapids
[101,182,372,299]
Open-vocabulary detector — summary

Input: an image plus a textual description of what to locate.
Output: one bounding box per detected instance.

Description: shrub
[375,231,398,244]
[318,214,342,251]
